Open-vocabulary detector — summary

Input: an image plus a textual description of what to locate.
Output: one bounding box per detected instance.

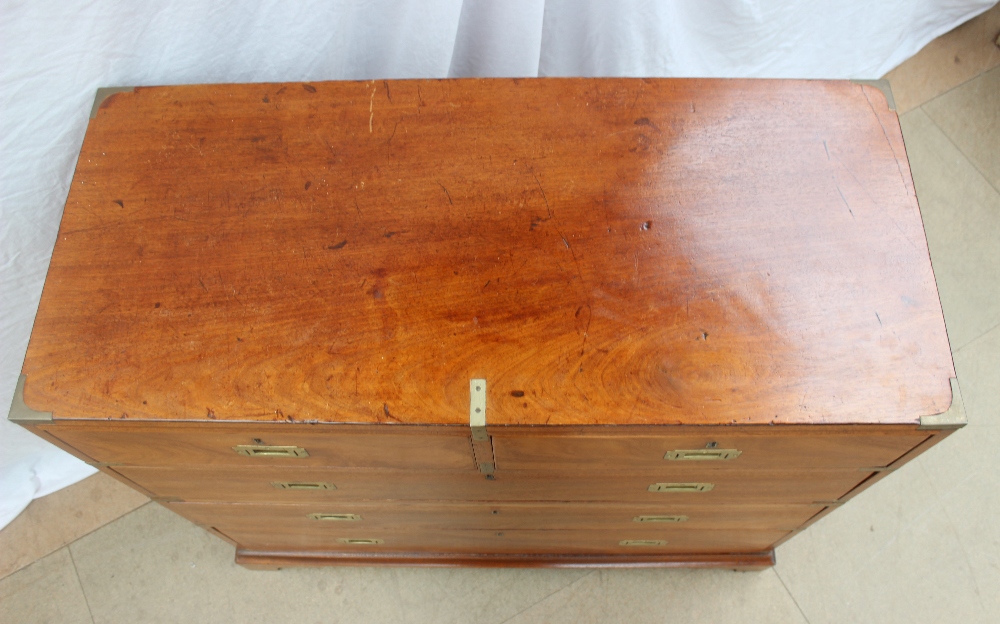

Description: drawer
[41,422,474,470]
[490,429,928,471]
[166,500,820,532]
[214,526,789,555]
[118,465,872,505]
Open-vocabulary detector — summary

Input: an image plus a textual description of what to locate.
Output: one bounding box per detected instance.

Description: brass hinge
[469,379,495,476]
[7,374,53,424]
[918,378,967,430]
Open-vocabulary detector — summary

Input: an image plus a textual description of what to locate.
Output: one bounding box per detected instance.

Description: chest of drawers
[10,77,963,569]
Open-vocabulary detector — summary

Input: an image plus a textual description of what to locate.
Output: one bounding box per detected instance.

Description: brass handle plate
[664,449,741,461]
[307,513,361,521]
[271,481,335,490]
[337,538,383,545]
[633,515,689,523]
[233,445,309,458]
[620,539,667,546]
[648,482,714,493]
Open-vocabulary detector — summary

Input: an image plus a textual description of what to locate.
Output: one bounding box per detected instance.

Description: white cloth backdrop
[1,0,995,530]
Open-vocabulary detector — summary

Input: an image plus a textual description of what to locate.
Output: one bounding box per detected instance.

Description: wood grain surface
[114,464,871,504]
[22,78,953,426]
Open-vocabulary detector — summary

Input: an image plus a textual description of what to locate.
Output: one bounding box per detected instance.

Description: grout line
[772,568,813,624]
[496,569,596,624]
[905,62,1000,117]
[954,319,1000,355]
[66,546,96,624]
[919,75,1000,198]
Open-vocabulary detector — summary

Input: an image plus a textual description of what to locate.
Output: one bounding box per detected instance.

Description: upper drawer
[40,422,474,470]
[490,429,928,471]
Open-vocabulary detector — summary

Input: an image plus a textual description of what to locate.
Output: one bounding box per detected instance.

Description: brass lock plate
[620,539,668,546]
[233,445,309,458]
[664,449,742,461]
[648,482,714,493]
[337,538,383,545]
[633,515,689,523]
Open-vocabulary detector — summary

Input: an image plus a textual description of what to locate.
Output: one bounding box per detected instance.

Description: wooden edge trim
[7,374,52,423]
[918,378,967,430]
[234,549,775,570]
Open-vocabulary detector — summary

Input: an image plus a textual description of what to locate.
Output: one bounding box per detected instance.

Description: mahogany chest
[10,78,964,569]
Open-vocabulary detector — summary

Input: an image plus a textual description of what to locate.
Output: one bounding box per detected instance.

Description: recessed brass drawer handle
[633,515,688,523]
[307,513,361,521]
[648,482,714,493]
[233,445,309,458]
[620,539,667,546]
[338,538,383,545]
[664,449,741,461]
[271,481,334,490]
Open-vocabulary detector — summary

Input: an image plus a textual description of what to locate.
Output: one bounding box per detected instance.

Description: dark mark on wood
[438,182,453,205]
[302,84,317,93]
[511,390,525,398]
[113,199,124,208]
[304,181,311,190]
[328,240,347,250]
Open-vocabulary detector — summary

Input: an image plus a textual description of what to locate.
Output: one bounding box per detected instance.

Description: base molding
[235,548,775,571]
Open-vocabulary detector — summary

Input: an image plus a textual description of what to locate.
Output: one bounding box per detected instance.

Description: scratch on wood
[369,82,377,133]
[861,87,908,191]
[835,184,855,220]
[437,182,453,205]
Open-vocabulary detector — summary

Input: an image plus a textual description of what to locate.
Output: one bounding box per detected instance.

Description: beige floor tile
[924,67,1000,189]
[883,3,1000,113]
[900,109,1000,350]
[0,472,149,581]
[953,323,1000,427]
[773,460,990,623]
[0,547,93,624]
[69,503,587,624]
[917,424,1000,614]
[502,567,807,624]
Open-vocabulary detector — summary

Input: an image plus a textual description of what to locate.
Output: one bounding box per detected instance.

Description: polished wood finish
[117,465,874,504]
[23,78,951,427]
[14,77,958,569]
[234,549,777,570]
[166,500,820,531]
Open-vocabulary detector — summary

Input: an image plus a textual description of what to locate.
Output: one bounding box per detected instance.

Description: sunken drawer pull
[648,482,715,493]
[633,515,688,523]
[664,449,742,461]
[232,445,309,458]
[271,481,334,490]
[307,513,362,522]
[338,538,383,545]
[620,540,667,546]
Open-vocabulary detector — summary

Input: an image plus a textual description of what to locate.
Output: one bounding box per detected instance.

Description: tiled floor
[2,7,998,623]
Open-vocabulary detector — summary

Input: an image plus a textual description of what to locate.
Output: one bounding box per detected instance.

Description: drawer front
[119,465,871,505]
[166,500,820,532]
[42,423,474,470]
[491,431,927,471]
[215,526,789,555]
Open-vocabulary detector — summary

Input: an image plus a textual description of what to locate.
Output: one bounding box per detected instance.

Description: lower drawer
[212,525,790,555]
[118,465,872,504]
[165,500,822,532]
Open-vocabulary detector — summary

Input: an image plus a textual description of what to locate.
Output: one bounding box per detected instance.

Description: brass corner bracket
[8,374,53,424]
[90,86,135,119]
[850,79,896,111]
[918,378,967,430]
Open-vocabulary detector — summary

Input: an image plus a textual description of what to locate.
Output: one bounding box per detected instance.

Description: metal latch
[633,515,689,523]
[664,448,742,461]
[233,445,309,458]
[307,513,362,521]
[470,379,495,476]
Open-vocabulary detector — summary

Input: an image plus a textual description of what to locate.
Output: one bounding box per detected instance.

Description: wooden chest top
[22,78,954,427]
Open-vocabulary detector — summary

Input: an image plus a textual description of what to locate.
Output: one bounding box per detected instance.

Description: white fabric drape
[2,0,995,530]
